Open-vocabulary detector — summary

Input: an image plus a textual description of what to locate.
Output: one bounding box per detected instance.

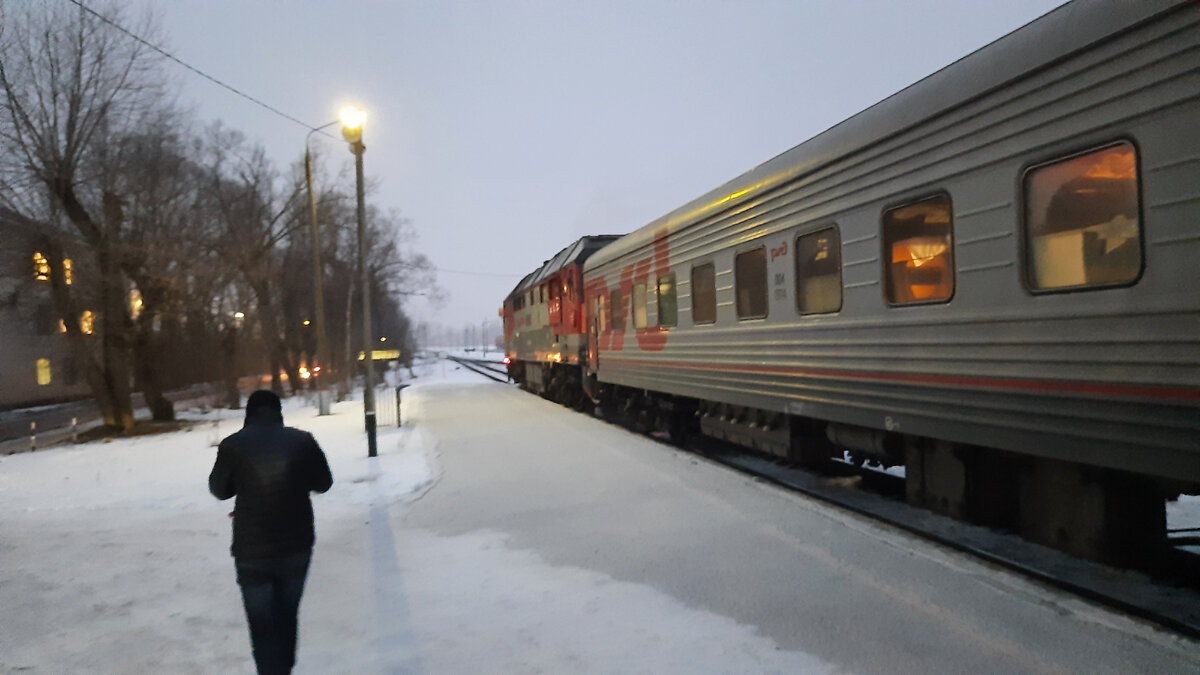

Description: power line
[436,267,522,278]
[62,0,329,135]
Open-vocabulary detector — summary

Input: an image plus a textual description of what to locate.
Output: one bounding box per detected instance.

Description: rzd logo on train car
[586,227,671,353]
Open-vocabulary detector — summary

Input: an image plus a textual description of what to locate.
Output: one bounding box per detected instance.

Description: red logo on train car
[586,227,672,358]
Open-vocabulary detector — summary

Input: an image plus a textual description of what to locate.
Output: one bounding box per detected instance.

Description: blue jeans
[235,551,312,675]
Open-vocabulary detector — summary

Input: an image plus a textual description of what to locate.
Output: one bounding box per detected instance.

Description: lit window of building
[33,252,50,281]
[36,358,52,385]
[80,310,95,335]
[58,319,67,333]
[129,287,143,320]
[63,258,73,285]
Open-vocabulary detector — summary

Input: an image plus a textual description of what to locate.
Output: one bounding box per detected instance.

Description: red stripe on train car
[598,357,1200,402]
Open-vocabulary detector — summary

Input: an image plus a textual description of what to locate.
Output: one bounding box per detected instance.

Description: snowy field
[1,354,1197,673]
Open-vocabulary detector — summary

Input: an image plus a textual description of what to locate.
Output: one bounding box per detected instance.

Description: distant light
[233,311,245,319]
[303,319,311,326]
[339,106,367,130]
[380,337,387,342]
[313,366,321,373]
[502,356,511,365]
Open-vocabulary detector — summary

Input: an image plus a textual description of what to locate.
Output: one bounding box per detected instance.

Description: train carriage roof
[585,0,1188,271]
[505,235,622,301]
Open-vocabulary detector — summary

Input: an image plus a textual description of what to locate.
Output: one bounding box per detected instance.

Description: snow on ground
[0,355,838,673]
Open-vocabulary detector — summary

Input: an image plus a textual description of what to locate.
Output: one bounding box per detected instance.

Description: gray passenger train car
[581,0,1199,560]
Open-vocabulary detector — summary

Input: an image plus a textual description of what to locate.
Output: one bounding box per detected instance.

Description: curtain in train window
[595,294,607,333]
[883,195,954,304]
[633,282,648,329]
[735,247,768,319]
[1025,143,1141,290]
[691,263,716,324]
[657,273,677,327]
[795,227,842,314]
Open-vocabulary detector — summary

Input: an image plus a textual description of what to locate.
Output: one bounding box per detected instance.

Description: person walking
[209,390,333,675]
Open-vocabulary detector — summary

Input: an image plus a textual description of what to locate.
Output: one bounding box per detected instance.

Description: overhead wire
[56,1,527,280]
[61,0,331,137]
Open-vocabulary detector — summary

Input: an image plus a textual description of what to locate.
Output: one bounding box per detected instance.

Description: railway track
[583,402,1200,639]
[446,355,511,383]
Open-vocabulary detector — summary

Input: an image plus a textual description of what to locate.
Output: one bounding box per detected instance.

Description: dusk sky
[135,0,1065,334]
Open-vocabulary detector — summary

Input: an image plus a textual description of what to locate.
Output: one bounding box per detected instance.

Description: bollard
[30,421,36,452]
[71,417,77,443]
[394,384,410,427]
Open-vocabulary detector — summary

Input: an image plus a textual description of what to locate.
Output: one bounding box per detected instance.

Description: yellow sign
[357,350,401,361]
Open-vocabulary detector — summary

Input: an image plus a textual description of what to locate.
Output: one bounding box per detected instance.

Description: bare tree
[199,124,306,396]
[0,1,167,431]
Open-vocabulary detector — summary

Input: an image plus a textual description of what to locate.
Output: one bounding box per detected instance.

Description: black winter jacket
[209,414,333,559]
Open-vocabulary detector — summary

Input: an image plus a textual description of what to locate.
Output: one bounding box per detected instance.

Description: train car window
[691,263,716,324]
[610,288,625,331]
[657,273,678,327]
[1024,143,1141,290]
[633,283,648,329]
[735,247,768,319]
[883,195,954,304]
[795,227,842,314]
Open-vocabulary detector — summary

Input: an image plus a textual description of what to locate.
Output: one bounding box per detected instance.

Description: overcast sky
[135,0,1064,331]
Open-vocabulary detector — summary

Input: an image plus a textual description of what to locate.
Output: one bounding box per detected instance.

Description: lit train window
[795,227,842,315]
[691,263,716,325]
[1024,143,1141,290]
[633,283,648,329]
[735,247,768,319]
[657,273,677,327]
[883,195,954,305]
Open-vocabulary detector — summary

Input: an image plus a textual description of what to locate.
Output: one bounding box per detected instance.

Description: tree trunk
[132,314,174,421]
[251,279,288,397]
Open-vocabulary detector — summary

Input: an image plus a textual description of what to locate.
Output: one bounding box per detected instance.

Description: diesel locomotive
[503,0,1200,564]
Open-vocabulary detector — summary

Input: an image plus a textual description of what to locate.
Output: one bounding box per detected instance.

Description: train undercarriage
[515,361,1193,568]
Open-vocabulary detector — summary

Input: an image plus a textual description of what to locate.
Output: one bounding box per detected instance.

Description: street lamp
[341,105,377,457]
[305,120,337,413]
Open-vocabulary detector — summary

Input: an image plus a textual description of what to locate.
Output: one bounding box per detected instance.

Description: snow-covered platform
[1,359,1197,673]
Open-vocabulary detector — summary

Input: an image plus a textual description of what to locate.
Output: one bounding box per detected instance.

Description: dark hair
[244,389,283,425]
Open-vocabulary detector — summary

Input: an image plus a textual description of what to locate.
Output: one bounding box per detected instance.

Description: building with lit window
[0,209,89,408]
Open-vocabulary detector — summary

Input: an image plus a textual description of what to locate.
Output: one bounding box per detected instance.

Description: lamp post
[305,121,337,411]
[341,105,377,457]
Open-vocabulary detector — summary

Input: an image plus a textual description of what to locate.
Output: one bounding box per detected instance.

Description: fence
[372,384,410,427]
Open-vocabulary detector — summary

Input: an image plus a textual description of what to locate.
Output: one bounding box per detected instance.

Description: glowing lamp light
[339,105,366,130]
[502,356,511,365]
[340,105,367,144]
